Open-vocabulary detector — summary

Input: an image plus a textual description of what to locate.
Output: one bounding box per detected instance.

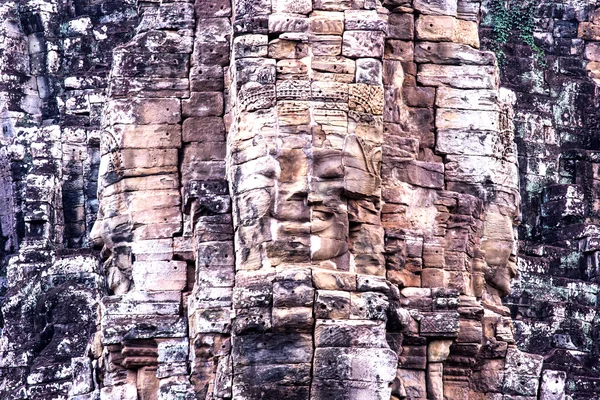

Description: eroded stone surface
[0,0,598,399]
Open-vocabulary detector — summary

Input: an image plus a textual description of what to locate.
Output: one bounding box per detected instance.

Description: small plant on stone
[489,0,547,67]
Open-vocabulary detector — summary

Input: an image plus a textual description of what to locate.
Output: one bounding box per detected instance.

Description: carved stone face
[310,208,349,262]
[481,211,519,297]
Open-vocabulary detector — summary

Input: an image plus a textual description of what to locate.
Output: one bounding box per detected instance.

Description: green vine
[489,0,546,67]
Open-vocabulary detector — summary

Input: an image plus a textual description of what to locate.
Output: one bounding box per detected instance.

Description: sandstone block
[415,15,455,42]
[114,149,180,175]
[398,344,427,369]
[268,39,309,59]
[503,373,543,397]
[181,156,226,183]
[312,56,355,74]
[413,0,457,16]
[183,142,226,164]
[193,38,230,66]
[119,30,194,54]
[195,17,231,43]
[138,3,194,31]
[504,347,544,378]
[112,52,189,78]
[423,243,445,268]
[342,31,385,58]
[436,87,499,111]
[190,65,224,92]
[356,275,390,293]
[232,381,309,400]
[310,11,344,35]
[102,292,181,316]
[109,124,182,150]
[268,14,309,33]
[457,319,483,343]
[232,334,313,366]
[415,15,479,47]
[132,260,187,292]
[387,269,421,287]
[102,315,187,344]
[273,271,314,307]
[428,340,453,362]
[312,269,356,290]
[274,0,312,14]
[110,78,190,98]
[421,268,448,288]
[350,292,389,321]
[356,58,382,85]
[344,10,387,32]
[383,59,404,89]
[427,363,444,400]
[195,264,234,289]
[70,358,93,396]
[315,290,351,319]
[195,0,231,17]
[182,117,225,143]
[458,0,481,20]
[579,22,600,40]
[454,19,480,48]
[314,320,388,348]
[540,370,566,400]
[232,307,272,335]
[234,34,268,58]
[386,161,444,189]
[311,378,392,400]
[420,312,460,337]
[436,109,500,131]
[272,307,314,332]
[313,0,353,11]
[192,287,233,310]
[418,64,499,89]
[388,13,414,40]
[105,99,181,125]
[234,363,311,386]
[313,347,397,382]
[415,42,494,65]
[157,339,188,363]
[445,155,518,189]
[396,369,426,399]
[311,35,342,56]
[384,40,414,62]
[189,308,231,334]
[236,58,277,85]
[182,92,224,118]
[100,385,137,400]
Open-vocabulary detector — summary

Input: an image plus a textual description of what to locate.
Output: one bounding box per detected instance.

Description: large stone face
[0,0,598,399]
[479,1,600,398]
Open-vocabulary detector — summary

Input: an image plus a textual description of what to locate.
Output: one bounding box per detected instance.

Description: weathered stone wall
[0,0,599,399]
[480,1,600,398]
[0,0,138,397]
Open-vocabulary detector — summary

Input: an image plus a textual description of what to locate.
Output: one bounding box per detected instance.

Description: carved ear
[342,135,368,170]
[370,148,383,175]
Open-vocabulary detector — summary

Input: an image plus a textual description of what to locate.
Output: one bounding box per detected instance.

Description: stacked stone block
[479,1,600,397]
[0,1,137,395]
[184,1,235,398]
[226,1,401,398]
[380,1,545,399]
[93,0,197,398]
[6,0,598,399]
